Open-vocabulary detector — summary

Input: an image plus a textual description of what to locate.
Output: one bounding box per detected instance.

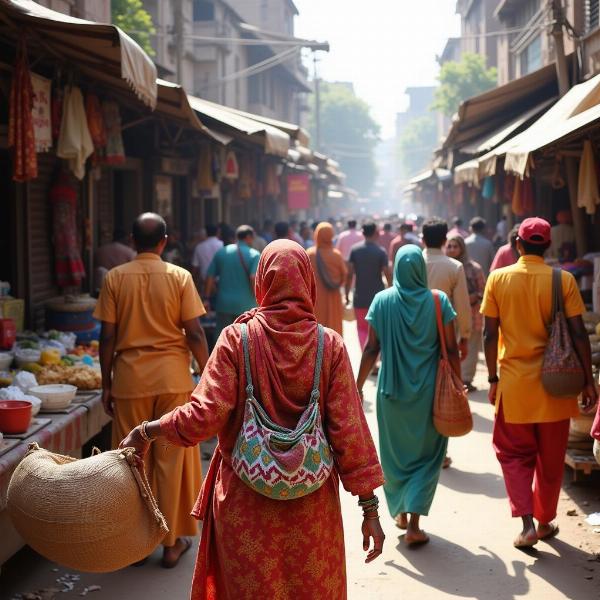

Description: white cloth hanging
[57,85,93,180]
[577,139,600,216]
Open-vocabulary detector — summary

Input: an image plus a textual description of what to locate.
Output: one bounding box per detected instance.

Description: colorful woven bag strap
[310,325,325,403]
[240,323,254,398]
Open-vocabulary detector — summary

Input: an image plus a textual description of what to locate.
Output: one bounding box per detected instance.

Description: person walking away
[465,217,495,277]
[261,219,274,243]
[119,240,386,599]
[274,221,291,240]
[191,224,223,289]
[482,217,597,548]
[491,225,519,272]
[94,213,209,568]
[448,217,469,239]
[205,225,260,338]
[378,223,394,254]
[336,219,364,261]
[389,222,421,264]
[94,229,135,290]
[250,222,268,253]
[300,222,315,249]
[446,235,485,392]
[345,221,391,349]
[307,222,348,335]
[494,216,509,247]
[289,219,305,246]
[162,228,187,267]
[357,245,460,546]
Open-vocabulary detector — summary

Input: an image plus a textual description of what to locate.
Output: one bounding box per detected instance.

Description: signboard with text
[287,173,311,211]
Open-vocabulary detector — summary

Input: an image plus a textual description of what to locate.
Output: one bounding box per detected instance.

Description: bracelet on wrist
[139,420,156,443]
[488,375,499,384]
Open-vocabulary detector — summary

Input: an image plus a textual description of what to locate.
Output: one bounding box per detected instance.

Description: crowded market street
[1,322,599,600]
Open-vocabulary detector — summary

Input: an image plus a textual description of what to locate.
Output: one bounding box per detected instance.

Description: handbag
[541,268,585,397]
[231,323,334,500]
[432,291,473,437]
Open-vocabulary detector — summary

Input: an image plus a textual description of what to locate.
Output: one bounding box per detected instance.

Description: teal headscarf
[366,245,455,399]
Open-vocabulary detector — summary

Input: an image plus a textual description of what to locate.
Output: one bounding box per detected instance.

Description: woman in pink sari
[121,240,385,599]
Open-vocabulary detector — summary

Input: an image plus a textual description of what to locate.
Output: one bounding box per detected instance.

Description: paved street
[2,323,600,600]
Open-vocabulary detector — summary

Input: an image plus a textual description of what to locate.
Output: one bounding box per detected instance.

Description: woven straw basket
[7,443,168,573]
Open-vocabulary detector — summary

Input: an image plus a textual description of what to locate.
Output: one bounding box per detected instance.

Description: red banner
[287,173,311,211]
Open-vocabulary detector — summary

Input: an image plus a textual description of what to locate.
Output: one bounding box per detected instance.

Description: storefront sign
[160,157,190,175]
[287,173,311,211]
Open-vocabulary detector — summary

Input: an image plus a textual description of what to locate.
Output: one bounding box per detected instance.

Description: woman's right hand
[361,517,385,563]
[119,426,150,460]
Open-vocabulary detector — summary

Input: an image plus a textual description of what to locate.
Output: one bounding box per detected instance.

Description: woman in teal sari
[357,245,461,545]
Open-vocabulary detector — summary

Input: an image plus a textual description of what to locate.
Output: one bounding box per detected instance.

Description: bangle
[364,513,379,520]
[139,421,156,443]
[488,375,499,384]
[358,495,378,508]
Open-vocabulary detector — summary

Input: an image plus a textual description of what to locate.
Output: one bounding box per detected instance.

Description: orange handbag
[432,291,473,437]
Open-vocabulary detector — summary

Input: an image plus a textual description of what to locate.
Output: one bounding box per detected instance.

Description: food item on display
[0,352,13,370]
[0,371,13,386]
[22,362,43,374]
[29,384,77,410]
[37,365,101,390]
[40,348,61,365]
[583,312,600,325]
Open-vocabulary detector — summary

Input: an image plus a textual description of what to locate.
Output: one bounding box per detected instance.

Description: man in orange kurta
[482,218,597,548]
[94,213,209,568]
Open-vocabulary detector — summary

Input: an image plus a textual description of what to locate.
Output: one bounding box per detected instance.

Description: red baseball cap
[518,217,551,244]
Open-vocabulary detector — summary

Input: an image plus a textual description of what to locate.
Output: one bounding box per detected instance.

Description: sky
[294,1,461,138]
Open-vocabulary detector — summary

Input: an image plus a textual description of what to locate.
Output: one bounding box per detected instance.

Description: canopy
[409,168,452,186]
[188,96,290,156]
[156,80,231,145]
[2,0,157,108]
[453,159,480,186]
[480,72,600,177]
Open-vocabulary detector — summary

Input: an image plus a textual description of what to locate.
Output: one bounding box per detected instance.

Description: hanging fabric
[265,161,280,196]
[30,74,52,153]
[57,85,94,180]
[8,39,37,182]
[239,155,252,200]
[522,177,535,215]
[51,86,64,143]
[577,139,600,215]
[85,93,107,165]
[511,177,524,216]
[50,171,86,288]
[102,100,126,165]
[223,150,239,180]
[481,176,495,201]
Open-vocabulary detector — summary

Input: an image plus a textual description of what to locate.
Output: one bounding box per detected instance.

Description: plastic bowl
[29,384,77,410]
[0,400,32,434]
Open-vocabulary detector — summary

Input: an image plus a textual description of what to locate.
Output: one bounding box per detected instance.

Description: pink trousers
[355,308,369,350]
[492,404,569,524]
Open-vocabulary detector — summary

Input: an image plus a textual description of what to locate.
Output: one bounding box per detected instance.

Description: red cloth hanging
[85,93,107,165]
[8,39,37,182]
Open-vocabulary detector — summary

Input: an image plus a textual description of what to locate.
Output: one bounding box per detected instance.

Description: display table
[0,392,110,566]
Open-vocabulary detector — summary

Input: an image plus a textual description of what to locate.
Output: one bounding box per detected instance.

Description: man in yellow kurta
[482,217,597,549]
[94,213,209,568]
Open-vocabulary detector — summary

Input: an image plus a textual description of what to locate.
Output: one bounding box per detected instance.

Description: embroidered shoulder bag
[541,268,585,397]
[231,323,334,500]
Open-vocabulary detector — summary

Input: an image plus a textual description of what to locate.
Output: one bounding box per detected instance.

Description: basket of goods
[7,443,169,572]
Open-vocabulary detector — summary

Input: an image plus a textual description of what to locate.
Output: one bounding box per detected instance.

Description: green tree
[433,53,497,117]
[309,82,380,196]
[397,115,437,179]
[112,0,156,57]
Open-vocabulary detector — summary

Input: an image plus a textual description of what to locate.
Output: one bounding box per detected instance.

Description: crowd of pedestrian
[91,208,597,598]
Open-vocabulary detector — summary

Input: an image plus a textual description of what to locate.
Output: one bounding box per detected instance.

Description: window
[519,35,542,75]
[587,0,600,33]
[193,1,214,21]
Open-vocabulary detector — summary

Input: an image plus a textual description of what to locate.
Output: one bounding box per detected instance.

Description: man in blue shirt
[205,225,260,337]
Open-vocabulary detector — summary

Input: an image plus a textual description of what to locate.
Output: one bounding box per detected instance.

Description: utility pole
[549,0,587,255]
[313,52,321,153]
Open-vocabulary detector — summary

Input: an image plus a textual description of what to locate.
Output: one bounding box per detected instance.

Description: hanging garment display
[511,177,524,216]
[30,74,52,153]
[57,86,94,180]
[223,150,239,180]
[8,40,37,182]
[196,149,214,192]
[522,176,535,215]
[51,86,64,143]
[577,140,600,215]
[102,100,125,165]
[50,171,86,288]
[265,161,280,196]
[481,176,495,201]
[85,93,107,165]
[238,155,253,200]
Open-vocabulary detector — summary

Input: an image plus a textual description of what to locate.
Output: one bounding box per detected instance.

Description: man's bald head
[132,212,167,252]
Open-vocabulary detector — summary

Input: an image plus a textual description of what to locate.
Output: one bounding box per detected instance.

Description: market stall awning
[218,105,310,146]
[459,98,556,156]
[441,63,558,154]
[480,72,600,177]
[188,95,290,156]
[409,168,451,186]
[156,80,231,145]
[1,0,157,108]
[453,159,480,186]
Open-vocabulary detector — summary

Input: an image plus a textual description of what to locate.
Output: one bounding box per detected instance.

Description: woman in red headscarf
[307,222,348,336]
[120,240,385,599]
